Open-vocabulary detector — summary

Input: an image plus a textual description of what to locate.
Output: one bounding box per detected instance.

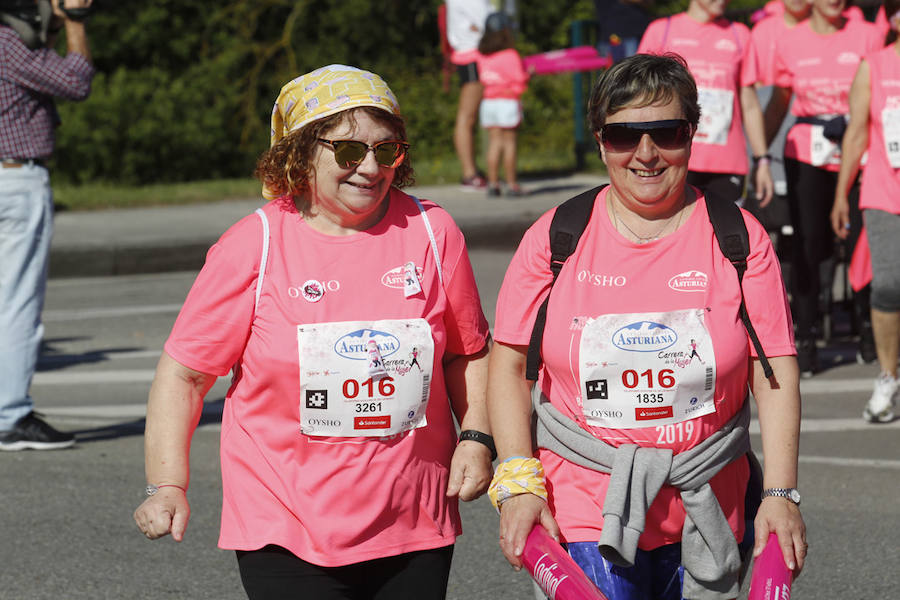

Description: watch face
[789,489,801,504]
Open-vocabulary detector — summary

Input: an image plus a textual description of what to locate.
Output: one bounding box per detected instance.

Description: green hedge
[51,0,780,185]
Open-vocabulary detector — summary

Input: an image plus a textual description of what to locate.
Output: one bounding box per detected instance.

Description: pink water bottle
[521,525,610,600]
[748,533,794,600]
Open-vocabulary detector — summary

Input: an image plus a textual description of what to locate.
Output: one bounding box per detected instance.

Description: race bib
[881,106,900,168]
[695,88,734,146]
[809,125,841,166]
[579,309,716,429]
[297,319,433,437]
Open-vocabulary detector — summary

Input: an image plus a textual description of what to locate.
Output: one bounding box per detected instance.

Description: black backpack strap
[525,185,607,381]
[705,195,774,379]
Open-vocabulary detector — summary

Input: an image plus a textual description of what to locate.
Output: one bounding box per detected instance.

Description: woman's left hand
[753,496,808,575]
[754,161,775,208]
[446,440,493,501]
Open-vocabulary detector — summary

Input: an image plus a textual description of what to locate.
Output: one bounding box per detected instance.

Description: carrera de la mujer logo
[612,321,678,352]
[334,329,400,360]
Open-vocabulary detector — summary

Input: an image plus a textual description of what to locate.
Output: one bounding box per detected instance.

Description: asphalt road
[2,247,899,599]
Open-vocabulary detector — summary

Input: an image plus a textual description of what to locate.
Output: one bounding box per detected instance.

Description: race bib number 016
[579,309,716,429]
[297,319,433,437]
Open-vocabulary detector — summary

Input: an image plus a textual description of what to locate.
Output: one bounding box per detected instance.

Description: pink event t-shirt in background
[477,47,529,99]
[493,187,794,548]
[859,45,900,214]
[748,14,795,87]
[165,189,489,567]
[638,13,755,175]
[774,18,882,170]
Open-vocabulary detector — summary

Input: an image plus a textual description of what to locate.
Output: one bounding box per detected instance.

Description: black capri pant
[783,158,862,340]
[236,544,454,600]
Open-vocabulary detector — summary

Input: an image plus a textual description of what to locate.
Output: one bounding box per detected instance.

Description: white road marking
[33,370,157,385]
[42,303,183,322]
[38,349,161,367]
[798,455,900,470]
[799,378,874,394]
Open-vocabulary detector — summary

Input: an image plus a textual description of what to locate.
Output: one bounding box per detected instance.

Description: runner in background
[446,0,493,191]
[831,0,900,423]
[748,0,810,88]
[764,0,882,377]
[638,0,774,209]
[476,11,529,197]
[745,0,810,238]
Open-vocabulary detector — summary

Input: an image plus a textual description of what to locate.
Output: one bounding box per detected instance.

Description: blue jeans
[0,163,53,431]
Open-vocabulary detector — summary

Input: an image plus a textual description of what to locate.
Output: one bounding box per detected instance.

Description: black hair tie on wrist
[458,429,497,461]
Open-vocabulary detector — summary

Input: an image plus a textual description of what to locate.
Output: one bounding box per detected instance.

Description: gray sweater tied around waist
[533,390,751,599]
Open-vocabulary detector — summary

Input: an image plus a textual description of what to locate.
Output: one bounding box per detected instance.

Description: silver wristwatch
[762,487,801,505]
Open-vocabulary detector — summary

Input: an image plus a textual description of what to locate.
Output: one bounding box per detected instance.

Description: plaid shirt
[0,26,94,160]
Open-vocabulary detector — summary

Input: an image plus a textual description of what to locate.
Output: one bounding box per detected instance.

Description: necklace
[610,196,686,244]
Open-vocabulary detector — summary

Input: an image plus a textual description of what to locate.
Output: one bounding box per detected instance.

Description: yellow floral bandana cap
[263,64,401,199]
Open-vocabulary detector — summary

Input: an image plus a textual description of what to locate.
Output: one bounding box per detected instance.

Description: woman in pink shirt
[764,0,882,376]
[831,0,900,424]
[638,0,775,210]
[487,54,805,600]
[748,0,810,87]
[133,65,494,600]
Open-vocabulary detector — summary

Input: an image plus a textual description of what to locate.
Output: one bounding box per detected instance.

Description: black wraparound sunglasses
[598,119,692,151]
[317,138,409,169]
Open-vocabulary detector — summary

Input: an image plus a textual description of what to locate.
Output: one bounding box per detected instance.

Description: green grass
[53,178,264,211]
[53,150,607,211]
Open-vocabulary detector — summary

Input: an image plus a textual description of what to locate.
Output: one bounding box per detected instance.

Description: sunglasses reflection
[599,120,692,151]
[318,139,409,168]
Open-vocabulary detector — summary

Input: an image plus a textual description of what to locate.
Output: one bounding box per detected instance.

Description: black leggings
[783,158,863,339]
[236,544,454,600]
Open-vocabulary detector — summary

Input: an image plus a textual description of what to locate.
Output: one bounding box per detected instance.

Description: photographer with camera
[0,0,94,451]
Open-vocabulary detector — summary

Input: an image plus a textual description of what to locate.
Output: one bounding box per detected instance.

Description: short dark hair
[254,106,414,209]
[587,53,701,133]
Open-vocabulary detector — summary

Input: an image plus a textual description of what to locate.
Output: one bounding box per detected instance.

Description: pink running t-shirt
[748,14,796,86]
[493,187,794,548]
[165,189,490,566]
[477,48,529,99]
[639,13,755,175]
[859,46,900,214]
[774,19,882,171]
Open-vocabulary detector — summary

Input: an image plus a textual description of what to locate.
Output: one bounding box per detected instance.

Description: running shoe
[460,174,487,192]
[863,373,898,423]
[0,412,76,451]
[796,338,818,378]
[505,185,527,197]
[487,185,501,197]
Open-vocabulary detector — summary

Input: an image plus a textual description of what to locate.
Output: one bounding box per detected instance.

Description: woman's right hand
[498,493,560,570]
[133,488,190,542]
[830,193,851,239]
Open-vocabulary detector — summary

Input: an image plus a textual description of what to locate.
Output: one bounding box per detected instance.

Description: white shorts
[479,98,522,129]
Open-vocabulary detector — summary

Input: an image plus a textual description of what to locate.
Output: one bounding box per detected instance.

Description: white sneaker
[863,373,898,423]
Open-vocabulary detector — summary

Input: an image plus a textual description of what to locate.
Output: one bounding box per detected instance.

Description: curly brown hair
[254,106,415,208]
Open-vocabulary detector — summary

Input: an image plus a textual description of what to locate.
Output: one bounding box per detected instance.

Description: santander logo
[381,265,424,289]
[668,270,708,292]
[533,553,569,598]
